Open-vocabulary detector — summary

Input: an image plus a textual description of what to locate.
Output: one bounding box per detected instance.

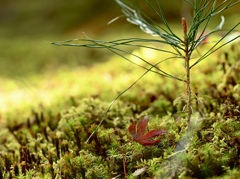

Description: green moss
[1,49,239,178]
[1,5,240,178]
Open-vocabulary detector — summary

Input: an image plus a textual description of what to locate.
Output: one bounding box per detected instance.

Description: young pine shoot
[52,0,240,136]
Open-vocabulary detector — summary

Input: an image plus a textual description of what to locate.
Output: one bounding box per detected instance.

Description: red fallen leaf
[128,116,167,146]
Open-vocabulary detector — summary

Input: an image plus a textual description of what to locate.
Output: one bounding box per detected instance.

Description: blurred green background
[0,0,239,115]
[0,0,181,114]
[0,0,119,77]
[1,0,239,76]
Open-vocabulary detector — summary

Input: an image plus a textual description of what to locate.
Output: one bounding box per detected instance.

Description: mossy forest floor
[0,27,240,178]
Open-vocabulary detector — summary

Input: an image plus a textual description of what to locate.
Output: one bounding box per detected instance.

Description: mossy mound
[0,43,240,178]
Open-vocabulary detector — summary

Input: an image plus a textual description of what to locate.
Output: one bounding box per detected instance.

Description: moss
[1,16,240,179]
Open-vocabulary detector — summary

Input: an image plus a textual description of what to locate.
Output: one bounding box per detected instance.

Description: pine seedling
[52,0,240,135]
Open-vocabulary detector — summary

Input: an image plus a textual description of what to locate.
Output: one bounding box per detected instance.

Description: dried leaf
[128,116,167,146]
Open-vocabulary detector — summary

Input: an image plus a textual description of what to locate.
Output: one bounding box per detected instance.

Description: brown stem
[182,17,192,130]
[185,53,192,130]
